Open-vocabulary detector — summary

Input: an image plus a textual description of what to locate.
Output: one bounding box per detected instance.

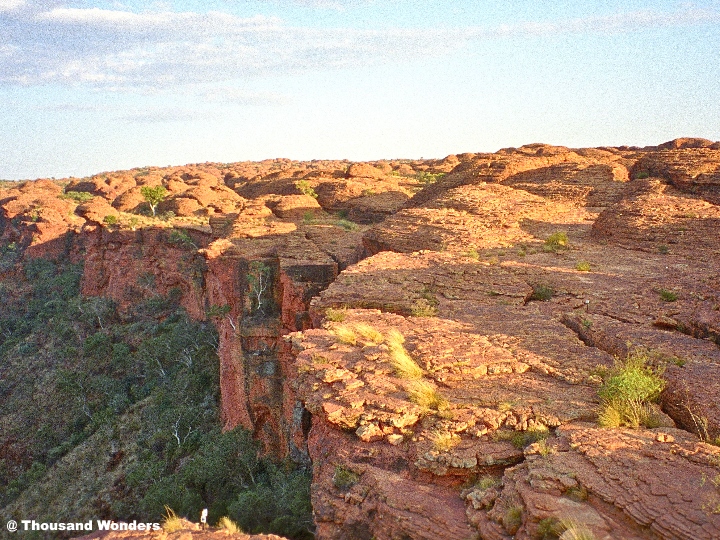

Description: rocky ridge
[1,140,720,539]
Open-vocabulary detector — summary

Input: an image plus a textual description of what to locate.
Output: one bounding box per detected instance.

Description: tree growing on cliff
[140,185,168,217]
[247,261,272,316]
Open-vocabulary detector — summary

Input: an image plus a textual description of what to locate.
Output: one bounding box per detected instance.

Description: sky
[1,1,719,179]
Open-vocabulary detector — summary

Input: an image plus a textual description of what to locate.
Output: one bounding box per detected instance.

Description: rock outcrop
[3,139,720,540]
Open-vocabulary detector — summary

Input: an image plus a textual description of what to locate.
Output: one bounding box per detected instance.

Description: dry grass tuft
[558,519,596,540]
[408,379,449,410]
[162,506,183,533]
[352,322,384,344]
[384,328,423,378]
[388,344,423,379]
[325,307,347,322]
[217,516,241,533]
[428,429,460,452]
[331,324,358,345]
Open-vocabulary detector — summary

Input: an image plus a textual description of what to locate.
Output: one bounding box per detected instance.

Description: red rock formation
[4,140,720,540]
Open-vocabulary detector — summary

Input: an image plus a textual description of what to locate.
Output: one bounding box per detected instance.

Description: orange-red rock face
[4,141,720,540]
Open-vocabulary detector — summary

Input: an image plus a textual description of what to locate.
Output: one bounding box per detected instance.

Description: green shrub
[206,304,231,320]
[415,171,446,185]
[411,286,438,317]
[1,257,315,539]
[537,517,564,540]
[103,214,118,226]
[598,351,665,429]
[575,261,591,272]
[543,232,568,252]
[61,191,94,203]
[658,244,670,254]
[530,284,554,301]
[504,505,523,534]
[295,180,318,199]
[493,427,549,449]
[168,229,196,248]
[335,218,358,231]
[659,289,678,302]
[332,466,359,490]
[474,476,500,491]
[635,171,650,179]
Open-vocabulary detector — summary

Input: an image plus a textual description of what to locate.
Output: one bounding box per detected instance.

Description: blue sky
[1,0,719,179]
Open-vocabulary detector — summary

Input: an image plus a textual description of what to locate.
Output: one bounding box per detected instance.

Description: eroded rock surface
[3,139,720,540]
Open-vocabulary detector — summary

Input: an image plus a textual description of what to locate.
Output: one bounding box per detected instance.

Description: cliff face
[3,141,720,539]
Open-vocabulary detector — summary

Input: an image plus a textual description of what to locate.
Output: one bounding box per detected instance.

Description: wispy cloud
[194,86,288,105]
[2,5,718,91]
[120,106,210,123]
[0,0,25,12]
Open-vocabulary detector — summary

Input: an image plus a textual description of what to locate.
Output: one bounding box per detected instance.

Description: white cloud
[1,5,718,91]
[0,0,25,12]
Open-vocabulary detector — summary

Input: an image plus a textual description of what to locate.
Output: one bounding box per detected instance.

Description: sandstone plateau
[1,140,720,539]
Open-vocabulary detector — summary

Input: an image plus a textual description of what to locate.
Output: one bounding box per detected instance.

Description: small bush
[415,171,445,184]
[504,505,523,534]
[324,307,346,322]
[598,351,665,429]
[659,289,678,302]
[168,229,198,250]
[465,248,480,260]
[206,304,231,318]
[494,427,549,449]
[103,215,118,226]
[410,299,438,317]
[537,516,564,540]
[61,191,94,203]
[332,466,359,490]
[575,261,591,272]
[411,287,438,317]
[658,244,670,254]
[335,218,358,231]
[543,232,568,253]
[530,284,554,301]
[564,485,588,502]
[407,379,448,410]
[474,475,500,491]
[295,180,318,199]
[635,171,650,179]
